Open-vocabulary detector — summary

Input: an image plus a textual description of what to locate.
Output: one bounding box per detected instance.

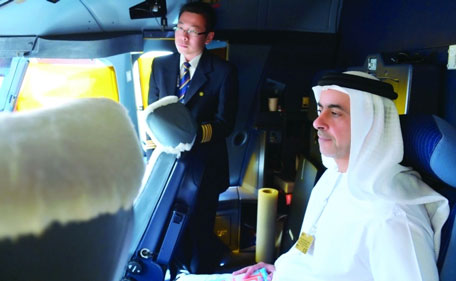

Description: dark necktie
[178,62,191,102]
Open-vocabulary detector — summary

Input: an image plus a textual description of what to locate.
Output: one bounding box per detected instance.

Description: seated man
[178,71,449,281]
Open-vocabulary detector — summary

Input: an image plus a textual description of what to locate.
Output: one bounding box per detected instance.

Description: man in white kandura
[178,71,449,281]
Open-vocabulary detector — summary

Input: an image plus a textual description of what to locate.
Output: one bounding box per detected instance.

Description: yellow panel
[389,81,407,115]
[137,56,154,107]
[16,59,119,112]
[241,148,258,194]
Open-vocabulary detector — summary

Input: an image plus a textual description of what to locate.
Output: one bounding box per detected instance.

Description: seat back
[123,96,202,281]
[0,98,145,281]
[439,204,456,280]
[399,114,456,281]
[280,156,321,254]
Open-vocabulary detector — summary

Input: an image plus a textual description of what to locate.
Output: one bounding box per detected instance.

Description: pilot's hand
[144,140,156,150]
[232,262,276,281]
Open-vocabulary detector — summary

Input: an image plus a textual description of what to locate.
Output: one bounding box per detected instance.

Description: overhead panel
[0,0,187,36]
[0,1,100,36]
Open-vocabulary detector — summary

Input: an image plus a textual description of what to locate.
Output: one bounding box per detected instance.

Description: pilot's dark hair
[179,2,216,32]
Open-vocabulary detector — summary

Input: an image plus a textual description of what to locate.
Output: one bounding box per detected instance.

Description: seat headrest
[0,98,145,240]
[143,96,197,156]
[400,114,456,188]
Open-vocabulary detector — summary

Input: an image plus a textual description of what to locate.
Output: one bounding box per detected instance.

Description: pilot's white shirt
[273,169,438,281]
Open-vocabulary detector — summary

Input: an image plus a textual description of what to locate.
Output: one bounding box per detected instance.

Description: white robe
[273,169,439,281]
[178,169,442,281]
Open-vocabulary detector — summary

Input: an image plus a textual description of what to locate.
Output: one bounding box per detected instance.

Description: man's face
[174,11,214,61]
[313,89,351,169]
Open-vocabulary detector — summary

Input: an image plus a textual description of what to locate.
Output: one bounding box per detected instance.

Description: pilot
[178,71,449,281]
[147,1,238,276]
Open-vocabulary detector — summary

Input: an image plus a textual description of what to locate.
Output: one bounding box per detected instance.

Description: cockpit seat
[280,156,322,254]
[399,114,456,281]
[0,98,145,281]
[123,96,202,281]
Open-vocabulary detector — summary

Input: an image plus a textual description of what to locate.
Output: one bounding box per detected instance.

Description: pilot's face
[313,89,351,171]
[174,11,214,61]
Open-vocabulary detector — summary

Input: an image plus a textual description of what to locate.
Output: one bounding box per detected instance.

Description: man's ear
[205,31,214,44]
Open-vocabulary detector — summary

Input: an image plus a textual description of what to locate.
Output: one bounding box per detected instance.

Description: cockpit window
[134,51,173,108]
[15,58,119,112]
[132,51,172,149]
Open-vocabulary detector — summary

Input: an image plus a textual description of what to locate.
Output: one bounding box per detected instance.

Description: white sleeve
[177,273,234,281]
[366,206,439,281]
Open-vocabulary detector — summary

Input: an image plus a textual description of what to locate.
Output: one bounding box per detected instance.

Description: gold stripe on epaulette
[145,140,156,149]
[201,124,207,143]
[201,124,212,143]
[207,123,212,142]
[205,124,210,142]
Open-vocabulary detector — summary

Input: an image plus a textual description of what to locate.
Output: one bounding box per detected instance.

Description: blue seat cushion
[400,114,456,279]
[400,114,456,188]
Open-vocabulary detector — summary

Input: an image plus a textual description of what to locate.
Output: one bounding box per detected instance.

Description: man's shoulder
[154,52,179,64]
[365,199,428,225]
[203,50,236,71]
